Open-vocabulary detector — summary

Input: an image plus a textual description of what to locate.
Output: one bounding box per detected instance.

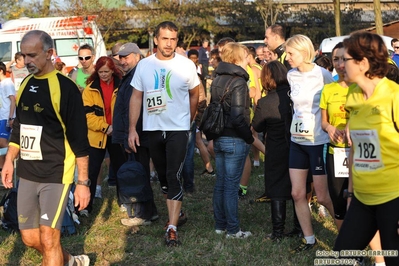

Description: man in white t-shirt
[0,62,16,168]
[128,21,199,247]
[5,52,30,92]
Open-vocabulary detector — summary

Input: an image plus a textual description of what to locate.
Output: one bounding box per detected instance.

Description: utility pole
[333,0,341,36]
[374,0,383,34]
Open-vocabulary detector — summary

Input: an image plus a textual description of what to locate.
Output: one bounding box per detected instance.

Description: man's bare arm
[189,85,199,122]
[74,156,90,211]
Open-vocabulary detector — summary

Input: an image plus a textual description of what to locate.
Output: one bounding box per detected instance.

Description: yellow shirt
[346,78,399,205]
[246,65,256,92]
[320,82,355,153]
[246,65,256,121]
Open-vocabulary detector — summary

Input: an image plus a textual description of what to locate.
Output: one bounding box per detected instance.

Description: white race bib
[14,78,24,92]
[20,124,43,160]
[290,113,315,142]
[333,147,350,178]
[351,129,383,172]
[146,89,167,115]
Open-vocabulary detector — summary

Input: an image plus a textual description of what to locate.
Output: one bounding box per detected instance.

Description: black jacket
[210,62,254,144]
[112,67,148,150]
[275,44,292,70]
[252,84,292,199]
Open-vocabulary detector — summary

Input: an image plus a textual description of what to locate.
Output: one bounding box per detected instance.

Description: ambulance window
[54,38,95,57]
[0,42,12,62]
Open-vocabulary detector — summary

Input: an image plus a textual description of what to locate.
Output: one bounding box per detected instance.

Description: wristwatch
[76,179,91,187]
[343,189,354,199]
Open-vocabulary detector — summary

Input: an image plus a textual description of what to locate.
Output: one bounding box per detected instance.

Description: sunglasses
[78,56,92,61]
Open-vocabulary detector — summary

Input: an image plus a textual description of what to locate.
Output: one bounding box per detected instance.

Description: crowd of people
[1,20,399,265]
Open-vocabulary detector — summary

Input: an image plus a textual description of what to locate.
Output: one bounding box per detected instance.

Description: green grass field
[0,153,376,266]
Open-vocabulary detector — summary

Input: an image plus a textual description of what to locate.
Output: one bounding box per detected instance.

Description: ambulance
[0,16,107,71]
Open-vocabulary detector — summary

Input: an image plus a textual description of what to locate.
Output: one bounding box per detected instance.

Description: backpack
[200,76,238,140]
[0,187,19,233]
[61,186,79,237]
[117,154,153,203]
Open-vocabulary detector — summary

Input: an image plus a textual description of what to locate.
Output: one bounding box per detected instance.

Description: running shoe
[238,187,247,199]
[226,230,252,239]
[290,238,317,253]
[200,169,215,177]
[150,171,159,182]
[79,210,89,218]
[165,228,181,247]
[95,185,102,199]
[121,217,152,226]
[254,192,271,203]
[73,254,90,266]
[120,204,127,213]
[215,229,226,234]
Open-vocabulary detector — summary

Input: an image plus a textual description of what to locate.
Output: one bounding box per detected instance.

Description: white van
[239,40,265,49]
[318,35,394,58]
[0,16,107,71]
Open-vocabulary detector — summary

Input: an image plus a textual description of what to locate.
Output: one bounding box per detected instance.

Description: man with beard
[128,21,199,246]
[1,30,91,266]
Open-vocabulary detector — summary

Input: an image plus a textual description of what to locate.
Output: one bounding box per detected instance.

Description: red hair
[86,56,122,85]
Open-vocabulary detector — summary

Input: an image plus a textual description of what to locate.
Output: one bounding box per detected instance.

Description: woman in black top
[252,61,293,241]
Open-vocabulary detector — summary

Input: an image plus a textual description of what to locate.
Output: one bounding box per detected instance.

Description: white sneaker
[226,230,252,239]
[95,185,102,198]
[79,210,89,218]
[73,254,90,266]
[121,217,152,226]
[253,160,260,167]
[120,204,127,212]
[215,229,226,234]
[318,205,330,218]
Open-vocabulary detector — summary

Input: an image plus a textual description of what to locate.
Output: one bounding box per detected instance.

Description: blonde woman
[210,42,254,239]
[285,35,335,252]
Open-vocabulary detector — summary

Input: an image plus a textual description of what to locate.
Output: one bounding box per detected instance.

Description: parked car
[239,40,265,49]
[317,35,394,58]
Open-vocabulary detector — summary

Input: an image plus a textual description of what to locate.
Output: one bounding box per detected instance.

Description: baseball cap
[111,43,123,56]
[117,43,141,56]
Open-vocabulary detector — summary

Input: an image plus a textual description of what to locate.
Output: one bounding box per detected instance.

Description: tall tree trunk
[43,0,51,16]
[374,0,383,34]
[333,0,341,36]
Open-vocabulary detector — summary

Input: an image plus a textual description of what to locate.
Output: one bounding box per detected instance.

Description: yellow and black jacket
[82,76,120,149]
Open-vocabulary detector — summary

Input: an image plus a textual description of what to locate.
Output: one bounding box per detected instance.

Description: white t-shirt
[288,64,334,145]
[131,53,200,131]
[11,65,30,92]
[0,78,16,120]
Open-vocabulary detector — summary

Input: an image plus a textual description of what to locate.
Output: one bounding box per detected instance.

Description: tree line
[2,0,399,50]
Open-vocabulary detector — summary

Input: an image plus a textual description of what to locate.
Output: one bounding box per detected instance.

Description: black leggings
[87,136,126,213]
[334,196,399,266]
[326,148,348,220]
[148,131,188,201]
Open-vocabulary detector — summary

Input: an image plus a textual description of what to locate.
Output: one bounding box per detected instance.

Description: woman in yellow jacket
[81,56,125,216]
